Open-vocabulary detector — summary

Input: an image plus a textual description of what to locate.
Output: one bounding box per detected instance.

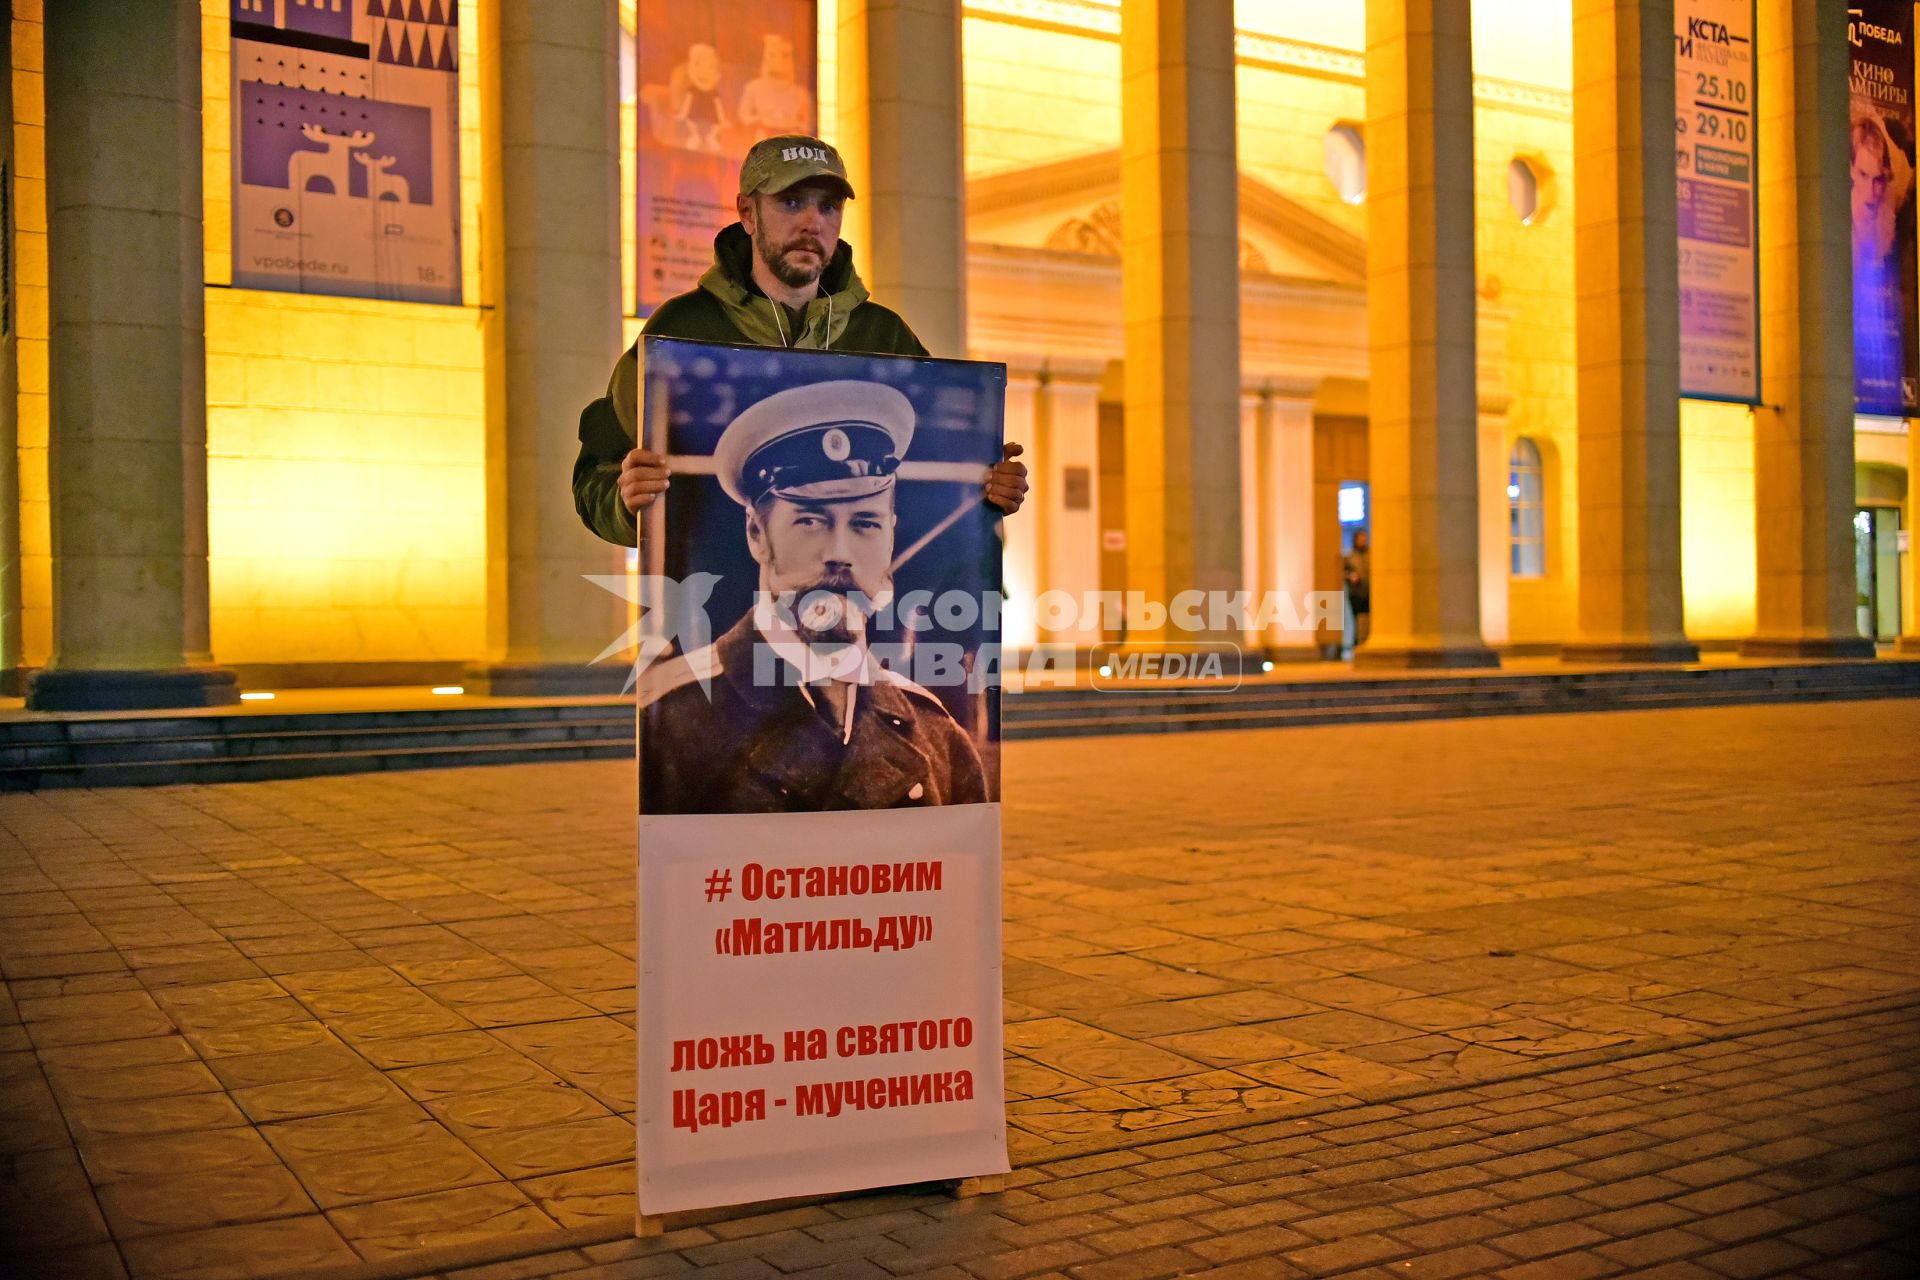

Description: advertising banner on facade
[229,0,462,305]
[633,337,1009,1215]
[634,0,819,316]
[1849,2,1919,415]
[1675,0,1760,403]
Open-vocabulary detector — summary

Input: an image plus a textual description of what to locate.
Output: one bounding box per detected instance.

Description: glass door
[1855,506,1904,642]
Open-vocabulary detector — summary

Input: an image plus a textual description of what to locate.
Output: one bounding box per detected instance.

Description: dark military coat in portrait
[639,615,987,814]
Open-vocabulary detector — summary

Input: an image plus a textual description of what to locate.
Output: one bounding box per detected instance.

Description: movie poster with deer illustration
[229,0,462,305]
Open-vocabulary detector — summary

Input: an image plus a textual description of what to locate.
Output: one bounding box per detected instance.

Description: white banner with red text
[635,805,1008,1215]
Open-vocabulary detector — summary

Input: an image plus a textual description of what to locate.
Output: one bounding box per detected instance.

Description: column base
[1900,635,1920,655]
[1351,645,1500,670]
[27,667,239,711]
[463,661,635,698]
[1559,641,1700,665]
[1738,636,1877,660]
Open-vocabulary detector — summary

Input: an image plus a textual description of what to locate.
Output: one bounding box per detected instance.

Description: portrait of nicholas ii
[639,378,988,814]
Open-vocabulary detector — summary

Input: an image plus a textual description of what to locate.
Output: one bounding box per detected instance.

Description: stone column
[1039,374,1104,650]
[1254,394,1317,657]
[0,12,19,694]
[1561,0,1696,663]
[1906,416,1920,652]
[1000,371,1042,650]
[1239,391,1262,649]
[1479,413,1512,649]
[470,0,628,696]
[1744,0,1874,657]
[1120,0,1243,644]
[28,0,234,710]
[837,0,966,356]
[1358,0,1496,668]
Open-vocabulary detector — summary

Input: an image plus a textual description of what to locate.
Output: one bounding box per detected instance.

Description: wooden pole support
[950,1173,1009,1198]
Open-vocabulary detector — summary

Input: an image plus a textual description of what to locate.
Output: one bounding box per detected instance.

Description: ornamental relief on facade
[1043,199,1271,274]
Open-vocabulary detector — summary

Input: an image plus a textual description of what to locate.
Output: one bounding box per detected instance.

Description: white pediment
[967,148,1365,287]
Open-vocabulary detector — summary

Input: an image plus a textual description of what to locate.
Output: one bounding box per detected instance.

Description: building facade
[1,0,1912,706]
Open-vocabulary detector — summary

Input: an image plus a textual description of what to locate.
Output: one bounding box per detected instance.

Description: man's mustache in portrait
[791,567,879,646]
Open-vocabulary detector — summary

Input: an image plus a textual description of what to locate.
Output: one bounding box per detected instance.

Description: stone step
[1005,681,1920,738]
[1014,660,1905,707]
[1008,665,1916,722]
[2,659,1914,789]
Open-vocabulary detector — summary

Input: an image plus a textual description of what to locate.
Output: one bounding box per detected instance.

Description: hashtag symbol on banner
[704,869,732,902]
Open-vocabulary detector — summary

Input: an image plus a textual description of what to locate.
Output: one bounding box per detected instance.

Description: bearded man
[573,134,1027,547]
[635,380,987,813]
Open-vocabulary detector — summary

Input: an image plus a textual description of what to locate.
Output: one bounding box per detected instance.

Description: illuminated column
[1358,0,1496,668]
[1255,394,1317,656]
[1000,371,1041,651]
[1240,391,1262,646]
[1906,417,1920,652]
[837,0,966,356]
[1039,374,1104,649]
[472,0,628,696]
[28,0,234,710]
[1479,413,1511,649]
[1120,0,1244,641]
[1744,0,1873,657]
[1561,0,1696,663]
[0,17,17,692]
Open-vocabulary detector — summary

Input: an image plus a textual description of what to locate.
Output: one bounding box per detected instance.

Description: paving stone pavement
[0,700,1916,1279]
[416,1003,1920,1280]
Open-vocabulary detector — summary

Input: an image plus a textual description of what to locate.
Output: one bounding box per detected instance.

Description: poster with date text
[229,0,461,304]
[632,338,1008,1215]
[1676,0,1759,403]
[635,0,818,315]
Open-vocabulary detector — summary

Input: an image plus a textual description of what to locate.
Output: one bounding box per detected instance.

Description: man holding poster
[629,338,1011,1215]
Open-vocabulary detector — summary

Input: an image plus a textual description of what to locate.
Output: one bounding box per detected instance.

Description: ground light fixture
[431,686,465,696]
[238,691,274,701]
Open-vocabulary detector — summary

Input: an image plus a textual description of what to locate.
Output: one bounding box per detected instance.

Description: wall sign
[230,0,462,304]
[1676,0,1760,403]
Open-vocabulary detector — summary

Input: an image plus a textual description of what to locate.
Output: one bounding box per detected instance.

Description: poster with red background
[635,0,819,315]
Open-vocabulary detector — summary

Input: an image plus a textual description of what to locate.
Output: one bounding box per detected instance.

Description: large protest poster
[632,338,1009,1215]
[1675,1,1759,403]
[230,0,461,305]
[634,0,818,315]
[1849,3,1919,415]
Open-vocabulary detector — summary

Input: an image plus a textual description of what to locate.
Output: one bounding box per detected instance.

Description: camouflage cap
[738,135,855,199]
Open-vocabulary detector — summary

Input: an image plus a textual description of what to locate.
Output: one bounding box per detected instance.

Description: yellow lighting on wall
[198,1,486,669]
[1680,400,1759,641]
[12,9,50,670]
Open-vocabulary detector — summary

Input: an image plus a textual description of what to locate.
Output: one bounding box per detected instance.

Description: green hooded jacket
[572,223,928,546]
